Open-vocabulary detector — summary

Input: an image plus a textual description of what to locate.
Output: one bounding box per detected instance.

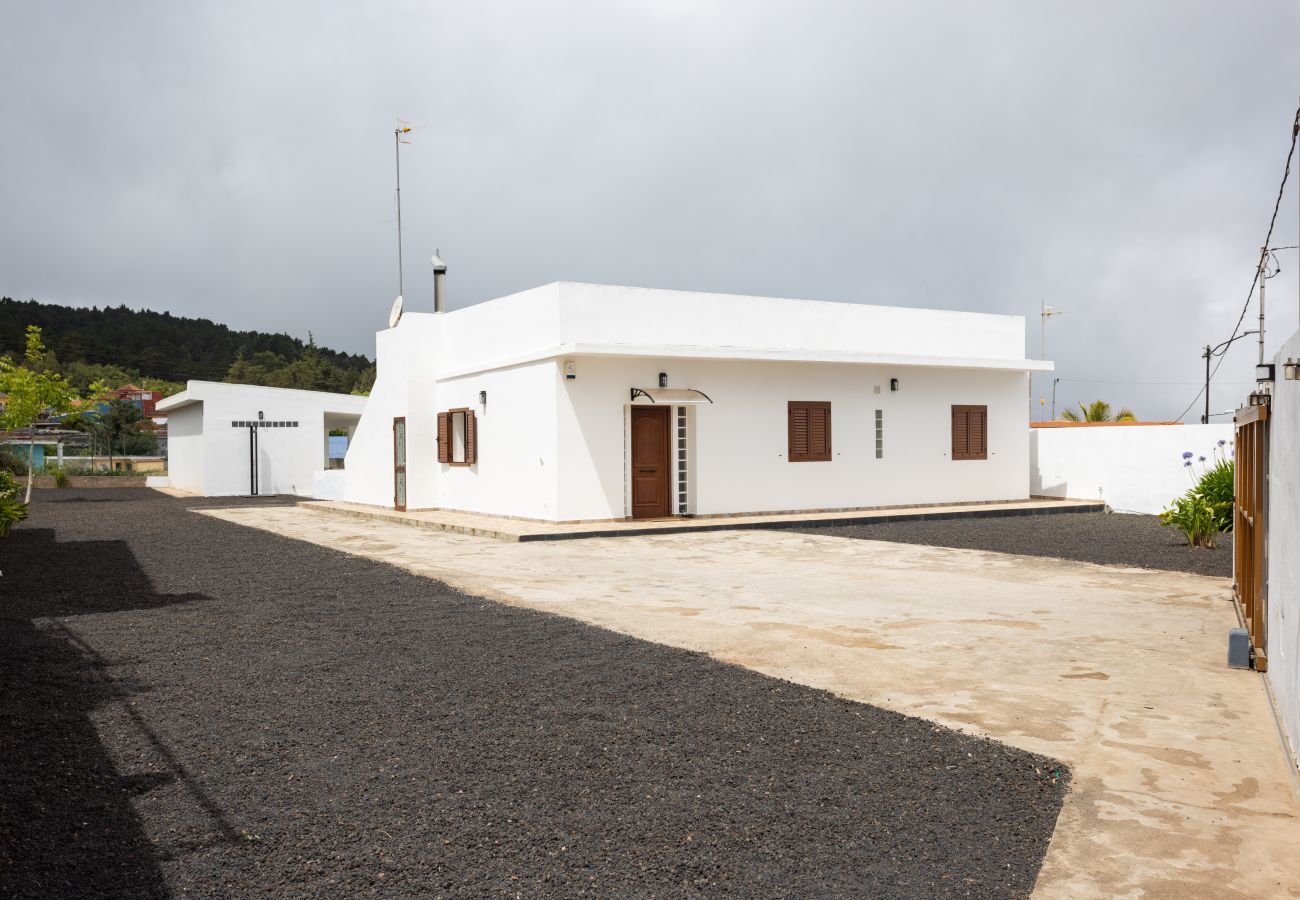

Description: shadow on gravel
[0,528,227,900]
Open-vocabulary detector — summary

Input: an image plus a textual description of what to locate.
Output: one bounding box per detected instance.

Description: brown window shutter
[788,401,831,461]
[951,405,987,460]
[437,411,450,463]
[971,407,986,458]
[465,410,477,465]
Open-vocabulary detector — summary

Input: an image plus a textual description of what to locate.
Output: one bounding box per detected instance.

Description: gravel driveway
[795,511,1232,577]
[1,490,1067,898]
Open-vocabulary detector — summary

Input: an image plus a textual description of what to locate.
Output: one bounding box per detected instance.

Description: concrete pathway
[302,496,1103,541]
[204,505,1300,899]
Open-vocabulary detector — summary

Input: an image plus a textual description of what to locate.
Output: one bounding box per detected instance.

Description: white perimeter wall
[165,404,204,493]
[558,357,1030,520]
[1267,327,1300,770]
[1031,423,1233,513]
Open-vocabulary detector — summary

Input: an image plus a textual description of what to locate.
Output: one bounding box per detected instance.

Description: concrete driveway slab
[205,505,1300,899]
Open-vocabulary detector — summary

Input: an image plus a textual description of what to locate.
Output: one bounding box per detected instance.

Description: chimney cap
[431,252,447,272]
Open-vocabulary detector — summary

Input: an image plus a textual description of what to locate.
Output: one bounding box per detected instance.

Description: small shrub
[0,446,28,476]
[0,496,28,537]
[51,466,71,488]
[0,470,18,501]
[1160,494,1218,548]
[1160,440,1234,548]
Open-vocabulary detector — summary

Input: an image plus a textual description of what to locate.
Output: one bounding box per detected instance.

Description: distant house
[155,381,366,496]
[344,281,1052,519]
[107,384,164,418]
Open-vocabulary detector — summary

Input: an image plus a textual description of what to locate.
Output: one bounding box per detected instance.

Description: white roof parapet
[433,282,1049,379]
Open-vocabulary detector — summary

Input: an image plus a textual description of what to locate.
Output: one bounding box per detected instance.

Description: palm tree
[1060,400,1137,422]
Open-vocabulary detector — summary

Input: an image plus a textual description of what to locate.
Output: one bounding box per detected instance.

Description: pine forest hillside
[0,297,374,395]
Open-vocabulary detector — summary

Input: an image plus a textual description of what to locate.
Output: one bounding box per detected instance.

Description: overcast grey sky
[1,1,1297,420]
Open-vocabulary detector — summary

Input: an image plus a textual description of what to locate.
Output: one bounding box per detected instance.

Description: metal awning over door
[629,388,713,404]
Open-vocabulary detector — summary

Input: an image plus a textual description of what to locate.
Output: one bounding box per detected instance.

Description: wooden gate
[1234,403,1269,670]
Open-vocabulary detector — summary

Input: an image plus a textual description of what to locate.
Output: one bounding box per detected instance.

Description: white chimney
[431,251,447,313]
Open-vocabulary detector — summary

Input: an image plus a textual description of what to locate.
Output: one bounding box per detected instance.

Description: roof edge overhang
[437,343,1053,380]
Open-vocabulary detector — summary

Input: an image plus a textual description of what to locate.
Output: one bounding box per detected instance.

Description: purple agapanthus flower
[1198,456,1206,462]
[1217,439,1227,447]
[1182,451,1194,459]
[1184,460,1192,467]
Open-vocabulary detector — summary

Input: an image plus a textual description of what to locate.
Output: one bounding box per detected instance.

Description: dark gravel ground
[2,489,1068,899]
[795,510,1233,578]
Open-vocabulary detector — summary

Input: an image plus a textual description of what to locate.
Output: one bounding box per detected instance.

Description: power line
[1173,104,1300,422]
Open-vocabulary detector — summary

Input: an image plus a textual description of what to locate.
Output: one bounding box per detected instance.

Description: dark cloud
[2,0,1296,419]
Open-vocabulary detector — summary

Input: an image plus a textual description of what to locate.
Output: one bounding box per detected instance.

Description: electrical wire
[1172,105,1300,422]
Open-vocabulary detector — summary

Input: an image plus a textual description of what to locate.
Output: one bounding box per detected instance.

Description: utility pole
[1203,344,1212,424]
[394,126,410,300]
[1039,300,1065,422]
[1258,245,1267,368]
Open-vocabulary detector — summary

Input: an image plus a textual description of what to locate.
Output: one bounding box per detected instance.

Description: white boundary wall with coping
[1267,327,1300,770]
[1030,423,1233,514]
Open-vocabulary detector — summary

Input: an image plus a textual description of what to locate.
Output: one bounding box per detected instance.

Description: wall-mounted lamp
[1255,363,1275,382]
[1284,358,1298,380]
[563,360,576,380]
[1248,391,1271,407]
[478,390,487,407]
[890,378,899,392]
[658,372,668,388]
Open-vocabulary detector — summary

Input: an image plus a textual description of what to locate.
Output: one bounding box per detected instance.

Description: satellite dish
[388,295,404,328]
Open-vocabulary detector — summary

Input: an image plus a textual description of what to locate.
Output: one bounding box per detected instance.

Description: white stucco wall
[343,315,439,508]
[558,357,1030,520]
[1031,423,1234,514]
[346,282,1043,520]
[159,382,365,497]
[164,403,204,494]
[1266,327,1300,770]
[436,361,559,519]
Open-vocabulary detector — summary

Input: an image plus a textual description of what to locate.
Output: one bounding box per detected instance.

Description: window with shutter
[443,408,474,466]
[788,401,832,461]
[951,405,988,460]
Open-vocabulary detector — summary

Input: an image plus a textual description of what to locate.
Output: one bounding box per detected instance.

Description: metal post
[1203,345,1211,424]
[1051,378,1060,420]
[395,130,404,300]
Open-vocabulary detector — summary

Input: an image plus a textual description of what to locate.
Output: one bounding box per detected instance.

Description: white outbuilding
[343,281,1051,521]
[156,381,367,497]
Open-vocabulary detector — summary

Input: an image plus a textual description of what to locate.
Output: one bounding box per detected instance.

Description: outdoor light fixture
[1248,392,1271,407]
[478,390,487,406]
[659,372,668,388]
[1255,363,1275,382]
[563,360,576,380]
[890,378,899,392]
[1284,358,1298,380]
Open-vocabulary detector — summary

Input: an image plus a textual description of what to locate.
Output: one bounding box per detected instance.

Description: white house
[156,381,367,497]
[343,281,1051,521]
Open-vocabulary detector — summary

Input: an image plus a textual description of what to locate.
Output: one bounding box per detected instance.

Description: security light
[890,378,899,391]
[1255,363,1275,382]
[659,372,668,388]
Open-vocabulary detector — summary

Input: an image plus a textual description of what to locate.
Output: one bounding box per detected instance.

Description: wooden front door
[631,406,672,519]
[393,417,407,511]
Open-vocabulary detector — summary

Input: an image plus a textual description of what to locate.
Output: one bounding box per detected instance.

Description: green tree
[0,326,84,502]
[1060,400,1137,423]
